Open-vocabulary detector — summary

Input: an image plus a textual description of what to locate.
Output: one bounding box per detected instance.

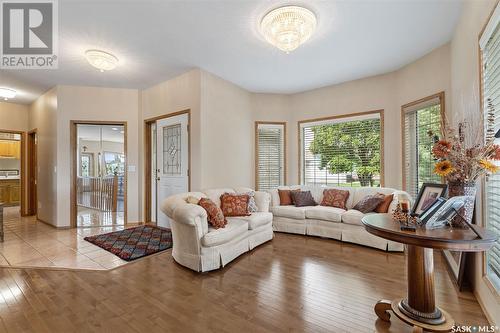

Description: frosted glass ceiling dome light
[0,88,17,100]
[260,5,317,53]
[85,49,119,72]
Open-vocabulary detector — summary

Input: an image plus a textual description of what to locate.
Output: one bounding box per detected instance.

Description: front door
[156,113,189,228]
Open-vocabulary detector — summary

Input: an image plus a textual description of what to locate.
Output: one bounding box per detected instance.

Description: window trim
[297,109,385,186]
[255,121,287,190]
[400,91,446,194]
[479,1,500,299]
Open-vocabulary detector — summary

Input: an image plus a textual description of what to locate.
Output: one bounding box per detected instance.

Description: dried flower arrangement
[428,98,500,183]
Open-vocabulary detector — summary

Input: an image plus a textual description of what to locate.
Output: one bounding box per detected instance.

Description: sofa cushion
[278,189,300,205]
[229,212,273,230]
[342,209,375,226]
[305,206,344,222]
[291,191,317,207]
[204,188,236,207]
[353,193,385,213]
[271,206,306,220]
[321,189,350,209]
[198,198,227,229]
[375,194,394,213]
[221,193,250,217]
[202,219,248,247]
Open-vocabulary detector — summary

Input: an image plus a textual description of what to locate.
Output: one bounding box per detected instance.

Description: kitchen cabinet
[0,180,20,206]
[0,140,21,159]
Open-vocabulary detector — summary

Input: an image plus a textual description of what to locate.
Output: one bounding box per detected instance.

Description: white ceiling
[0,0,463,104]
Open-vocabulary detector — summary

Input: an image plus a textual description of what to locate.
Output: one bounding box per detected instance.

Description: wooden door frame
[0,129,26,215]
[144,109,191,223]
[70,121,128,228]
[27,129,38,217]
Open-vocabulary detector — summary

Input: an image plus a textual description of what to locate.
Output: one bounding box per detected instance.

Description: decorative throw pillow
[353,193,386,214]
[242,191,258,212]
[320,189,350,209]
[375,193,394,213]
[220,193,250,217]
[198,198,227,229]
[185,196,200,205]
[291,191,317,207]
[278,189,300,206]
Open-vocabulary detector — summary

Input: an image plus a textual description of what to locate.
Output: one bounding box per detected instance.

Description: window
[103,152,125,176]
[255,122,286,191]
[300,111,383,187]
[480,6,500,291]
[402,93,444,199]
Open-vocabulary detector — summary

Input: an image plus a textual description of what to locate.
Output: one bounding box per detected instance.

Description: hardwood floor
[0,233,487,332]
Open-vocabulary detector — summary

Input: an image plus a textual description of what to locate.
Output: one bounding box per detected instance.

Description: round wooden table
[362,214,497,333]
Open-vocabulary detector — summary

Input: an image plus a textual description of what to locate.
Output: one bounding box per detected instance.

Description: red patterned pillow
[220,193,250,217]
[320,189,350,209]
[198,198,227,229]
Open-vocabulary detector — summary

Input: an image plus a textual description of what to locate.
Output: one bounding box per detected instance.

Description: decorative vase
[447,181,476,228]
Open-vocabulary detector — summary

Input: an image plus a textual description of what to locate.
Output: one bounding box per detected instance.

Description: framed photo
[411,183,448,216]
[418,197,446,225]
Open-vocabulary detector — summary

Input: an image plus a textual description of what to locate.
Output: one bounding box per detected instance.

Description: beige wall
[250,44,451,189]
[140,69,202,220]
[450,0,500,325]
[200,71,254,189]
[0,101,29,132]
[28,88,58,225]
[57,85,140,227]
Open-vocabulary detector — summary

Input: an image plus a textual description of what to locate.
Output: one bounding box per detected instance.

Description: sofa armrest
[254,191,271,212]
[388,190,413,213]
[172,203,209,236]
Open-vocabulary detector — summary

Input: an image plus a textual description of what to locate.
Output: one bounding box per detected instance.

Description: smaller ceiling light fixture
[260,5,317,53]
[0,88,17,101]
[85,49,119,72]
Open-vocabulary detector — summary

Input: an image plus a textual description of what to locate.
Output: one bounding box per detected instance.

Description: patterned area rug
[84,226,173,261]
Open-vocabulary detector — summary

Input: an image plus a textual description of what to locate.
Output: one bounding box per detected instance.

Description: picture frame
[418,197,447,225]
[411,183,448,216]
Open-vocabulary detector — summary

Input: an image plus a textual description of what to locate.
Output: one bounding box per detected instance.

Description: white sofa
[161,187,273,272]
[268,185,407,251]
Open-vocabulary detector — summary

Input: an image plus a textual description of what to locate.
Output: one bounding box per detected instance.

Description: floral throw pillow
[353,193,386,214]
[198,198,227,229]
[220,193,250,217]
[320,189,350,209]
[238,191,258,213]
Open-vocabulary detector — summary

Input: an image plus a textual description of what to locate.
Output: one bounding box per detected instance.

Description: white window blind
[300,113,382,187]
[256,123,285,191]
[482,14,500,290]
[403,98,443,199]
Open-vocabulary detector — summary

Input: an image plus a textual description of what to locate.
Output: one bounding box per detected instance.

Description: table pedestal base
[375,298,455,333]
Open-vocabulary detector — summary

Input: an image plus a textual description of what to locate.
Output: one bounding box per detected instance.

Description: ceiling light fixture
[260,5,317,53]
[0,88,17,101]
[85,49,119,72]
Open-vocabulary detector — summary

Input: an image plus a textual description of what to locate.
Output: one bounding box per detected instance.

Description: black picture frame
[411,183,448,216]
[418,197,447,225]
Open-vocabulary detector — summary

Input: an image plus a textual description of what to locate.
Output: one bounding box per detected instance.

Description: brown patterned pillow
[375,193,394,213]
[220,193,250,217]
[278,189,300,205]
[353,193,386,214]
[198,198,227,229]
[291,191,317,207]
[320,189,350,209]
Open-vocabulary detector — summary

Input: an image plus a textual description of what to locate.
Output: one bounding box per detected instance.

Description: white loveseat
[161,187,273,272]
[268,185,407,251]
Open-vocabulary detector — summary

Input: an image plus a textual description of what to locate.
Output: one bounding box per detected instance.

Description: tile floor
[0,207,133,270]
[77,206,125,227]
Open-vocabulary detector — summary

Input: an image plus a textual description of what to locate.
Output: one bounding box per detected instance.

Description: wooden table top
[362,214,497,251]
